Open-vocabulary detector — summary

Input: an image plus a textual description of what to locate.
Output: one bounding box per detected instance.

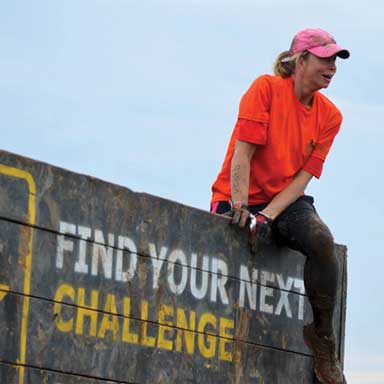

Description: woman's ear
[295,55,306,73]
[296,56,304,68]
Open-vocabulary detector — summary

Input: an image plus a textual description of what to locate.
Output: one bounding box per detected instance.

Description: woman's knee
[308,219,335,261]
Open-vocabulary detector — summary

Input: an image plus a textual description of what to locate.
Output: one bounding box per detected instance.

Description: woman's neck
[292,74,314,107]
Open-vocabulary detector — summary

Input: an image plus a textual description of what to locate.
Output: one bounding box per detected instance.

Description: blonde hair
[273,51,309,78]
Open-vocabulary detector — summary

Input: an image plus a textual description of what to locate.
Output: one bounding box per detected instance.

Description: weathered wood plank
[0,218,348,356]
[0,291,316,383]
[0,361,125,384]
[338,251,347,371]
[0,362,130,384]
[0,150,339,291]
[0,150,347,383]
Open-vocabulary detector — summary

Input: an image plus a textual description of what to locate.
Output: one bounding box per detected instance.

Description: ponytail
[273,50,309,78]
[273,51,295,78]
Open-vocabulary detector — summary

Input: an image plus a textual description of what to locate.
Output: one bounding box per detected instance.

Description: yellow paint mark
[0,164,36,384]
[0,284,10,301]
[122,297,138,344]
[53,284,75,332]
[197,313,217,359]
[157,304,174,351]
[140,300,156,347]
[175,307,196,354]
[98,294,119,340]
[219,317,234,362]
[76,288,99,337]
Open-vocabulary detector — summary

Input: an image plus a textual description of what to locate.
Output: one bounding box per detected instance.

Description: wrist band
[257,211,273,222]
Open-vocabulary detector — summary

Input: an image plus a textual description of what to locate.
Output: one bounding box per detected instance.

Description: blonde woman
[211,28,349,384]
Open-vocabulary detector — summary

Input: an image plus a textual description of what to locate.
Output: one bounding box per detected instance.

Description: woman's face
[299,53,337,91]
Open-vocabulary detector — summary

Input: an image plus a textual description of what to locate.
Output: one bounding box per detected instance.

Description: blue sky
[1,1,384,382]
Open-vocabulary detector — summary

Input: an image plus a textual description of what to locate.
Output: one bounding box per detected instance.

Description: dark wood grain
[0,150,347,383]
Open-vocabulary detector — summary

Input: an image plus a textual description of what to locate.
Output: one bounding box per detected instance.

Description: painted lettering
[239,265,258,310]
[210,257,229,304]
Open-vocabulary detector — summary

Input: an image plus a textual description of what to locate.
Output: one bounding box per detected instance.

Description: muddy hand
[248,213,272,254]
[224,205,251,228]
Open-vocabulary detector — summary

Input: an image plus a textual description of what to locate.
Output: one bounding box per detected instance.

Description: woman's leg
[212,196,344,382]
[211,196,339,335]
[272,196,340,337]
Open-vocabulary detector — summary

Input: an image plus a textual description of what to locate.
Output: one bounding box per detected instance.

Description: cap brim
[308,44,350,59]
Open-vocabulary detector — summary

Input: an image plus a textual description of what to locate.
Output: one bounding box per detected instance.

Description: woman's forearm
[261,169,313,220]
[231,157,250,205]
[230,141,312,218]
[230,141,256,206]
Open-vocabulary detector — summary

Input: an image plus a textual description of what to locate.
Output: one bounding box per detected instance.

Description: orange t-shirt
[211,74,342,205]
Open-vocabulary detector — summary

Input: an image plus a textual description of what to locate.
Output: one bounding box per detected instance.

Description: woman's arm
[230,140,257,206]
[230,140,313,223]
[261,169,313,220]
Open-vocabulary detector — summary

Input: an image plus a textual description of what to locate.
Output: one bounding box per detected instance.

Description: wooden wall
[0,150,347,383]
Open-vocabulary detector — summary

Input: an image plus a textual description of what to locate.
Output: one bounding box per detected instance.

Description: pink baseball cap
[289,28,350,59]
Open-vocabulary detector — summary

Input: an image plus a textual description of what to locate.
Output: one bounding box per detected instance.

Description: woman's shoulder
[248,74,287,92]
[253,74,286,85]
[316,92,342,118]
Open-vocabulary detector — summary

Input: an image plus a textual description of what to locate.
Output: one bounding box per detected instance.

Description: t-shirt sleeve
[236,75,272,145]
[303,108,342,178]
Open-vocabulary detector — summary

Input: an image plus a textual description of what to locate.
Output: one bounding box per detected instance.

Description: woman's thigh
[272,196,334,256]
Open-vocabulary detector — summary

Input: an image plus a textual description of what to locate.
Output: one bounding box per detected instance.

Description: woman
[210,28,349,384]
